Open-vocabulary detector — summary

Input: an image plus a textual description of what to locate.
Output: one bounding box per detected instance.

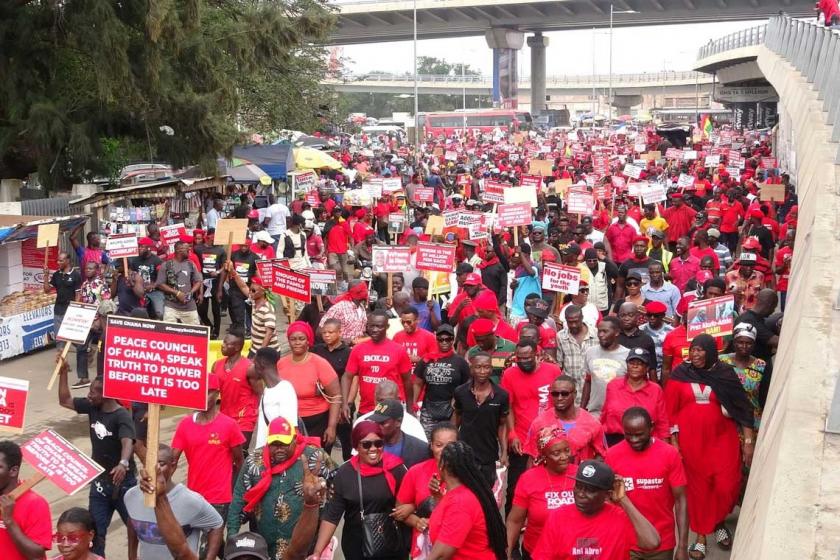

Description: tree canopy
[0,0,335,190]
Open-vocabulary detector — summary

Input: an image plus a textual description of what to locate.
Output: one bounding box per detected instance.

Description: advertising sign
[272,265,311,302]
[102,316,210,409]
[542,262,582,294]
[415,243,457,273]
[497,202,533,228]
[372,246,412,274]
[686,295,736,341]
[0,376,28,434]
[105,233,139,259]
[21,430,104,495]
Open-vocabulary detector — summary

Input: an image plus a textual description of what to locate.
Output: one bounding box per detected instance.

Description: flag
[701,115,713,138]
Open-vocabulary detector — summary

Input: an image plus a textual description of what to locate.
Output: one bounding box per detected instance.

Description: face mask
[518,359,537,373]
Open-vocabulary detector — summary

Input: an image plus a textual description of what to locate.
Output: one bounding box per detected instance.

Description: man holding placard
[0,441,52,560]
[44,251,82,368]
[56,358,136,556]
[155,240,202,325]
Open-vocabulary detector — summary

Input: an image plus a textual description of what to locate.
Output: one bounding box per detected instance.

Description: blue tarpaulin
[231,144,295,179]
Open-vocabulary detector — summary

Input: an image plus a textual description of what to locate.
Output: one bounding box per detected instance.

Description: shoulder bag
[357,467,405,558]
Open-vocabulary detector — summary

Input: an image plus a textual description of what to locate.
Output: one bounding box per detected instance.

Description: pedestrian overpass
[694,15,840,560]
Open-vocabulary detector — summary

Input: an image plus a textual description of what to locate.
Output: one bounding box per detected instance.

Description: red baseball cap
[463,273,483,286]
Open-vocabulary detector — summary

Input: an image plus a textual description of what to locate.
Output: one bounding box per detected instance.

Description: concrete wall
[732,46,840,560]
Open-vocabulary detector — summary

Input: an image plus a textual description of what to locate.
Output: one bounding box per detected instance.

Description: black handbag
[357,468,406,558]
[423,399,454,422]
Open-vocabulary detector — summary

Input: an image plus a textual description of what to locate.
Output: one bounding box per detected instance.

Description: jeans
[89,472,136,556]
[146,290,165,320]
[76,331,100,381]
[197,280,222,335]
[780,290,787,311]
[272,234,284,254]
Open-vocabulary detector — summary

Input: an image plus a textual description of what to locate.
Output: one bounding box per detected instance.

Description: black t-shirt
[618,256,659,284]
[453,381,509,466]
[617,330,658,370]
[313,342,351,378]
[72,398,136,473]
[194,245,226,278]
[50,269,82,315]
[230,250,258,285]
[129,254,162,285]
[480,262,508,306]
[746,225,775,258]
[322,461,409,560]
[415,354,470,404]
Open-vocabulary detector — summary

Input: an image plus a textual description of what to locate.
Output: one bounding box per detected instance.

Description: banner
[56,302,98,344]
[497,202,532,228]
[0,376,28,433]
[567,189,595,216]
[105,233,139,259]
[542,262,581,294]
[415,243,457,273]
[21,430,104,495]
[372,246,412,273]
[272,265,311,302]
[686,295,736,341]
[103,316,210,409]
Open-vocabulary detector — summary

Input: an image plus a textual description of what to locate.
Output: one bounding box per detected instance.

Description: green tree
[0,0,335,191]
[416,56,480,77]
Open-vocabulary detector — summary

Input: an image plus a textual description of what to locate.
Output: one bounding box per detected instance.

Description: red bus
[420,109,532,137]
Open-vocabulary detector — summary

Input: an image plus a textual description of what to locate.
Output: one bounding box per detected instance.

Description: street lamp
[608,5,638,122]
[413,0,419,147]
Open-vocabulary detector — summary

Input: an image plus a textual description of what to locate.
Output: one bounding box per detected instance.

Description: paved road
[4,330,734,560]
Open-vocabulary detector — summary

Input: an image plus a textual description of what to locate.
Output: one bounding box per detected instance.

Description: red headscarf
[336,282,368,304]
[349,421,404,494]
[287,321,315,346]
[535,426,569,464]
[242,419,321,512]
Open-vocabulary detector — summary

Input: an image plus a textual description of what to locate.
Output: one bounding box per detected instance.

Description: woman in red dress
[665,334,756,560]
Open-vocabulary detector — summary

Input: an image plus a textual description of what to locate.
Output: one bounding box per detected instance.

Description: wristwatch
[743,438,754,445]
[119,459,130,468]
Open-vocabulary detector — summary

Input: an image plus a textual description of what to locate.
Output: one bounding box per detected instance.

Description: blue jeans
[89,472,136,556]
[146,290,165,320]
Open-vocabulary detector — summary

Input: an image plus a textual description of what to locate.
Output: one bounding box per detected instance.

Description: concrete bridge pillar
[527,33,549,116]
[485,28,524,108]
[612,94,642,116]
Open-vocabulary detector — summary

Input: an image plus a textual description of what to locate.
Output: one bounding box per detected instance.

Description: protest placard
[272,265,311,302]
[567,189,595,216]
[432,147,444,157]
[48,302,99,390]
[611,176,626,190]
[445,150,458,161]
[623,164,643,180]
[644,151,661,161]
[520,175,543,189]
[542,262,582,294]
[21,430,104,496]
[725,166,741,177]
[759,183,786,201]
[36,223,60,249]
[159,223,186,250]
[256,259,274,286]
[593,184,611,200]
[456,174,472,187]
[214,219,249,247]
[665,148,683,160]
[634,142,646,153]
[387,213,406,236]
[302,268,337,296]
[553,178,573,196]
[640,183,667,205]
[382,178,402,193]
[728,153,744,168]
[498,202,533,228]
[683,150,698,161]
[0,376,28,434]
[457,211,483,229]
[363,182,383,199]
[372,246,412,273]
[305,192,320,207]
[415,242,457,273]
[530,159,554,176]
[686,295,735,341]
[677,174,695,189]
[627,182,643,197]
[105,233,139,259]
[761,157,777,169]
[443,211,460,228]
[704,154,721,167]
[103,315,210,409]
[414,187,434,203]
[423,215,444,237]
[504,185,538,208]
[482,180,507,204]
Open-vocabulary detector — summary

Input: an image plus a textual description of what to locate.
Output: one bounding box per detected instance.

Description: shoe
[72,379,91,389]
[211,331,220,340]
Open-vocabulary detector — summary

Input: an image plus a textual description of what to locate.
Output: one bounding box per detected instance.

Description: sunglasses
[550,390,574,397]
[625,281,641,286]
[646,313,665,318]
[578,288,589,293]
[436,336,454,342]
[53,533,86,545]
[360,439,384,450]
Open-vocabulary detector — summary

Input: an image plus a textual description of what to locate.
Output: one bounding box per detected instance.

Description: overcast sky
[339,20,766,77]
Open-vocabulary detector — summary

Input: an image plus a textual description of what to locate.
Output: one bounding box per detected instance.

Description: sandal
[688,542,706,559]
[715,525,733,550]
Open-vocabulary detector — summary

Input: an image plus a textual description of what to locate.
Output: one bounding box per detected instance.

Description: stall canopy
[231,144,295,179]
[0,214,89,245]
[69,176,224,210]
[293,147,343,170]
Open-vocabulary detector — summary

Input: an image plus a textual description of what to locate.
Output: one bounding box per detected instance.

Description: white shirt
[206,208,220,230]
[254,380,299,449]
[265,203,291,236]
[585,229,605,244]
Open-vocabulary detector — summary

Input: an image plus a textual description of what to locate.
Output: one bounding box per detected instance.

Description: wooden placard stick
[10,472,46,499]
[47,344,72,391]
[143,404,161,507]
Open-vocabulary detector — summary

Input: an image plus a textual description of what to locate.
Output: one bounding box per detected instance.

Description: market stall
[0,214,88,360]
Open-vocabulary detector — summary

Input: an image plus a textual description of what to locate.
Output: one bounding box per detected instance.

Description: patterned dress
[719,353,765,429]
[227,445,336,560]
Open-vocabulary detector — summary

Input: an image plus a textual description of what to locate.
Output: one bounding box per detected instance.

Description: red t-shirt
[500,362,563,442]
[171,412,246,504]
[605,439,687,551]
[250,243,276,260]
[516,322,558,350]
[605,222,636,263]
[524,408,607,462]
[719,201,744,234]
[428,485,496,560]
[393,328,436,361]
[689,246,720,272]
[513,464,578,552]
[663,325,724,369]
[326,222,349,254]
[0,489,51,560]
[346,339,412,413]
[774,246,793,291]
[276,353,338,417]
[397,458,446,557]
[600,379,670,440]
[531,502,636,560]
[214,357,258,432]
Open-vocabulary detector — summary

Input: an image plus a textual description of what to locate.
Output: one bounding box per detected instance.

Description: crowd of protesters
[1,120,796,560]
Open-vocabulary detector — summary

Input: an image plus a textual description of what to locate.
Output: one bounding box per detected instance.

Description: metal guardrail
[697,23,766,59]
[332,70,707,85]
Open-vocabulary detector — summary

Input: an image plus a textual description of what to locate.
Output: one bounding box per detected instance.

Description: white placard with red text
[372,246,412,273]
[415,243,457,273]
[542,262,582,294]
[106,234,139,259]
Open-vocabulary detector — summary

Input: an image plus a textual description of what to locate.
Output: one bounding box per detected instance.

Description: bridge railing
[697,23,766,59]
[329,70,707,85]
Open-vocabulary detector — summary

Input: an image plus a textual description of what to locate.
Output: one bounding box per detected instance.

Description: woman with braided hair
[427,441,507,560]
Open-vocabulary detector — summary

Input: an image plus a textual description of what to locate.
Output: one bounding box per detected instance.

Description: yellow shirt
[640,216,669,238]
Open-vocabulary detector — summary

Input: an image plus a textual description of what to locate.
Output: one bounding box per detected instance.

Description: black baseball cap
[369,399,404,422]
[572,460,615,490]
[525,299,550,319]
[625,347,652,366]
[436,324,455,337]
[225,532,269,560]
[455,262,474,275]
